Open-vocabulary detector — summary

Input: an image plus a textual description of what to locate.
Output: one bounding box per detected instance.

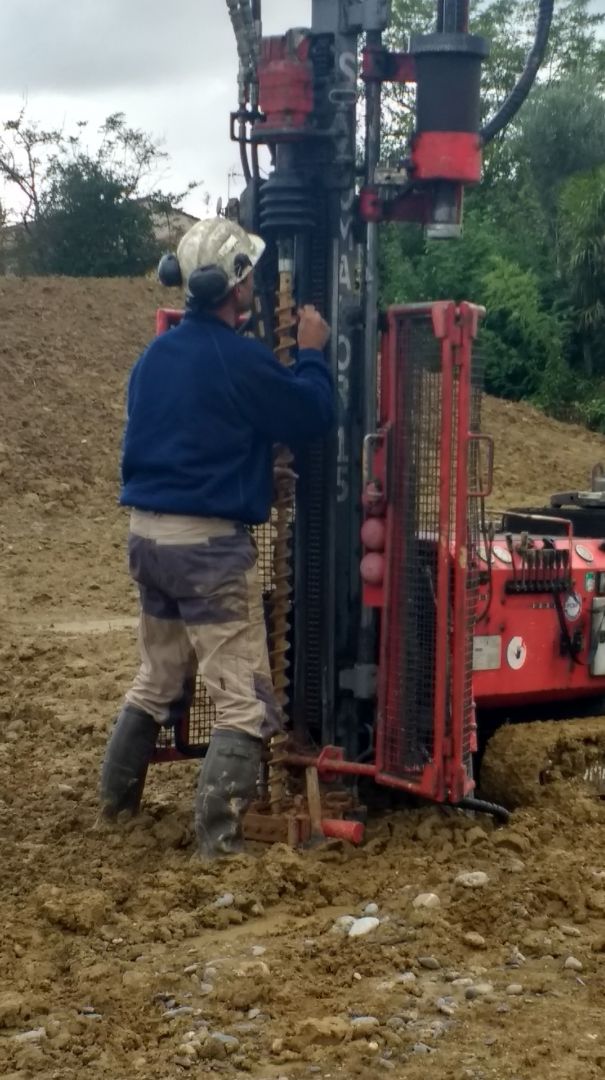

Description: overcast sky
[0,0,311,218]
[1,0,604,221]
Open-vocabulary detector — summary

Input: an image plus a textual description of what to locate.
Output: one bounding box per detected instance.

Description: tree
[559,167,605,377]
[380,0,605,424]
[0,111,201,276]
[513,77,605,220]
[36,159,159,277]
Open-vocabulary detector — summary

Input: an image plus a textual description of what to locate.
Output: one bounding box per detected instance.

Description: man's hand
[297,305,331,352]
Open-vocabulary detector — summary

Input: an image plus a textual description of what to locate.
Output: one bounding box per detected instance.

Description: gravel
[465,982,494,1000]
[13,1027,47,1043]
[413,892,441,909]
[455,871,490,888]
[564,956,583,971]
[213,893,235,909]
[350,1016,380,1035]
[418,956,441,970]
[413,1042,434,1054]
[435,997,457,1017]
[363,902,379,916]
[332,915,356,934]
[209,1032,240,1050]
[464,932,487,949]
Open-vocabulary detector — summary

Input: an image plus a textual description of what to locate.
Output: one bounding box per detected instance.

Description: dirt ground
[1,276,605,1080]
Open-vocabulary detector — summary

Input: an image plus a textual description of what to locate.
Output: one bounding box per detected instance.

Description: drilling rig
[153,0,605,837]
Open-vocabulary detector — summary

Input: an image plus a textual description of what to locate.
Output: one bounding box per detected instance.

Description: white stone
[465,982,494,1000]
[456,871,490,888]
[435,998,456,1017]
[13,1028,46,1044]
[351,1016,379,1033]
[464,932,486,949]
[348,916,380,938]
[413,892,441,909]
[564,956,583,972]
[213,892,234,909]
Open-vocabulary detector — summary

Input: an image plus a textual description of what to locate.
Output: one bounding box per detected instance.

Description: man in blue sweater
[100,217,334,857]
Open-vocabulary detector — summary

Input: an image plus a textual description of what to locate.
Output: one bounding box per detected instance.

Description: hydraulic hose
[226,0,260,99]
[227,0,260,185]
[457,796,511,824]
[480,0,554,144]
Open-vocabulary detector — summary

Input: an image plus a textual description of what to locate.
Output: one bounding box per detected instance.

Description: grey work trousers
[124,510,281,740]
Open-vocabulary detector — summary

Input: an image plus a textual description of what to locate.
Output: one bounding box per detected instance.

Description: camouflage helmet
[177,217,264,290]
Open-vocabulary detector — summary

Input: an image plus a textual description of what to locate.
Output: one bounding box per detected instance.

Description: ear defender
[157,253,183,287]
[187,266,231,307]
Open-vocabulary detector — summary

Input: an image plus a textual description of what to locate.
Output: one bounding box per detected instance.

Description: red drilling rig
[153,0,605,842]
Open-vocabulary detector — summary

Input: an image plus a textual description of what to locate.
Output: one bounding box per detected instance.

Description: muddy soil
[1,277,605,1080]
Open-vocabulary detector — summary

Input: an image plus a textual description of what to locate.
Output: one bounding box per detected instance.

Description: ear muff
[187,265,231,308]
[157,253,183,287]
[233,253,252,280]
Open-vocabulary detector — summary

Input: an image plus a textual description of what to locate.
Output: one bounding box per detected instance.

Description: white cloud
[0,0,311,213]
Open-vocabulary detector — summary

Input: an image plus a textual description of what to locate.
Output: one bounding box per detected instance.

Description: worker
[99,217,334,858]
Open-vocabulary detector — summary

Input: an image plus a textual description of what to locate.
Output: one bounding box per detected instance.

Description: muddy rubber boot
[195,729,263,859]
[99,704,160,819]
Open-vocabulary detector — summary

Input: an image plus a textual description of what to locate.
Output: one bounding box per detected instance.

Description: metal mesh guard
[382,313,443,779]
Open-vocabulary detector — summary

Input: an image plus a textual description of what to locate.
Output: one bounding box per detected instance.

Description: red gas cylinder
[361,517,386,552]
[360,552,385,586]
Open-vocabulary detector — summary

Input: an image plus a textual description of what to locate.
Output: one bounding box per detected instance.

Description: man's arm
[228,308,335,443]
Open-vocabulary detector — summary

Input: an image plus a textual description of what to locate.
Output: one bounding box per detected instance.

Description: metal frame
[283,301,484,803]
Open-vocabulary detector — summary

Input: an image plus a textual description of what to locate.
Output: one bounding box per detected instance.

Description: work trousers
[124,510,282,741]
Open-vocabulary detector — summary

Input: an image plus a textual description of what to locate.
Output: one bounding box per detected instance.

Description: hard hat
[176,217,265,290]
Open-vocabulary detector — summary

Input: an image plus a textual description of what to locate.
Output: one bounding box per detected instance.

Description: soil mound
[1,277,605,1080]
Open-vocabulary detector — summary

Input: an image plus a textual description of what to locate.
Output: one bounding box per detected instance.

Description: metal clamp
[362,430,385,489]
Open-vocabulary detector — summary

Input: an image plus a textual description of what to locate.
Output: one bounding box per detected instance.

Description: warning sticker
[506,636,527,670]
[473,636,502,672]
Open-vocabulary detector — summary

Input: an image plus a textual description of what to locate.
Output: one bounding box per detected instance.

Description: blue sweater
[120,311,335,525]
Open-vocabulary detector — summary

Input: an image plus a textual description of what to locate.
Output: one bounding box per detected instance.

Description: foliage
[382,0,605,428]
[0,111,201,277]
[558,165,605,377]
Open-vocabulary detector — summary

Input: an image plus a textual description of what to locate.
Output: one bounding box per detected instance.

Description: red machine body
[255,33,314,139]
[412,131,482,184]
[154,298,605,806]
[359,30,488,232]
[474,534,605,709]
[155,309,183,334]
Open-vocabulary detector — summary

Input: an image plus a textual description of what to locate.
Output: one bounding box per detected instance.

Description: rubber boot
[99,704,160,819]
[195,729,262,858]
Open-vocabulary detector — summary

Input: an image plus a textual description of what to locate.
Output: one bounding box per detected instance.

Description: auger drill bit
[267,258,297,812]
